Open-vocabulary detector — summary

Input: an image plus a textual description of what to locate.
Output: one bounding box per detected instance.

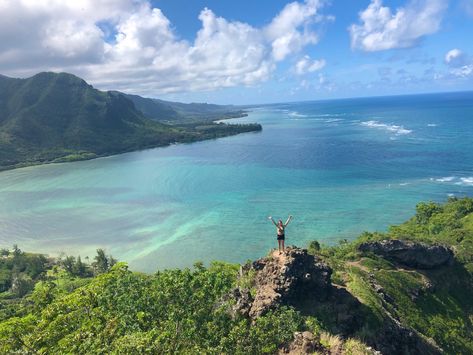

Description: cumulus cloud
[0,0,327,95]
[444,49,473,78]
[445,49,466,66]
[349,0,447,52]
[451,65,473,77]
[294,55,326,74]
[265,0,322,60]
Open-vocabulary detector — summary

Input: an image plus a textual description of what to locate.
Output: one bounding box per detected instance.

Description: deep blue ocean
[1,91,472,271]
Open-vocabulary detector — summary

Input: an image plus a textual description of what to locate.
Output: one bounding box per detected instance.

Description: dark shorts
[277,234,285,241]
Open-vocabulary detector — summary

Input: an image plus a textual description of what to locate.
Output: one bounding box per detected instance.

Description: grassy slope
[313,197,473,354]
[0,197,472,354]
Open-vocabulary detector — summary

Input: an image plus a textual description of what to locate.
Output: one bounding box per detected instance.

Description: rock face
[279,331,319,354]
[233,247,332,319]
[229,245,443,355]
[358,239,453,269]
[375,316,442,355]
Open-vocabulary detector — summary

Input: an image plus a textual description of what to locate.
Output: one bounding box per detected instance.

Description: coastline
[0,120,261,172]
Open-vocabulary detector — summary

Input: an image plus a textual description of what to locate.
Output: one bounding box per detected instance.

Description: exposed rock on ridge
[230,245,443,355]
[358,239,453,269]
[233,247,332,319]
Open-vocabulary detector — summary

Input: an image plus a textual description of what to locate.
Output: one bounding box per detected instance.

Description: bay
[1,91,473,271]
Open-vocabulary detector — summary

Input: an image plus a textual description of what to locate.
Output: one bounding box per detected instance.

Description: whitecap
[312,113,345,118]
[458,177,473,186]
[436,176,455,182]
[288,111,308,118]
[360,120,412,135]
[431,176,473,186]
[427,123,438,127]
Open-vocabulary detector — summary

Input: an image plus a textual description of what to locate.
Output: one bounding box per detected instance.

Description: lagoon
[1,92,473,271]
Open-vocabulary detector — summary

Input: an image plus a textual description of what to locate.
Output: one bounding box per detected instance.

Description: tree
[12,245,22,258]
[93,249,108,274]
[308,240,321,254]
[11,275,33,297]
[92,249,116,274]
[415,201,442,225]
[72,256,88,277]
[62,256,76,275]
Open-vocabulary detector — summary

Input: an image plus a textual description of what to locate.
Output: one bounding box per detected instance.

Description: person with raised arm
[268,215,293,254]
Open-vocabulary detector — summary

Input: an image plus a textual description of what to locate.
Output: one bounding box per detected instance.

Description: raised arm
[268,216,277,226]
[284,215,293,227]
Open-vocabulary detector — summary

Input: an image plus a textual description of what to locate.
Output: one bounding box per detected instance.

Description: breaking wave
[430,176,473,186]
[360,120,412,135]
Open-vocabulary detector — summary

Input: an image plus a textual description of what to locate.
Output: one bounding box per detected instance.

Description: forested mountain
[0,72,259,170]
[123,93,247,123]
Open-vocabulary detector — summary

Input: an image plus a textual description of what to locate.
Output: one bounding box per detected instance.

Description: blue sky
[0,0,472,104]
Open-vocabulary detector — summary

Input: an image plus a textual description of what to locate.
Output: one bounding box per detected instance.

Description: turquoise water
[1,92,473,271]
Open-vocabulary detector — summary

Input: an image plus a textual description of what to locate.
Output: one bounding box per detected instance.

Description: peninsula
[0,72,260,171]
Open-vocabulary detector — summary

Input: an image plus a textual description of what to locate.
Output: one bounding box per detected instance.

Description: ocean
[1,91,472,271]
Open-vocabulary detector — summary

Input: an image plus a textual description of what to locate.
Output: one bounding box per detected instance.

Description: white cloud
[445,48,467,67]
[444,48,473,78]
[451,65,473,77]
[0,0,326,95]
[445,49,462,63]
[294,55,326,74]
[349,0,447,52]
[265,0,322,60]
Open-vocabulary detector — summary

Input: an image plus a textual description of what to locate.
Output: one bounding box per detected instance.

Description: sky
[0,0,472,104]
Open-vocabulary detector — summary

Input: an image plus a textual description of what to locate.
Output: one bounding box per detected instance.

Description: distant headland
[0,72,261,171]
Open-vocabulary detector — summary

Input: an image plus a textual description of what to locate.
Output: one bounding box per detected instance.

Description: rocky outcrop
[232,247,332,319]
[279,331,320,354]
[358,239,453,269]
[229,245,443,354]
[374,316,442,355]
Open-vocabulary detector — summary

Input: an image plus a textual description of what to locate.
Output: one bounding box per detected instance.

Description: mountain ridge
[0,72,260,170]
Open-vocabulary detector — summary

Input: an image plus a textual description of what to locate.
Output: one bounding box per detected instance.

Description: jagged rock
[321,285,366,336]
[374,316,442,355]
[231,287,253,317]
[279,331,320,354]
[358,239,453,269]
[233,247,332,319]
[229,246,443,354]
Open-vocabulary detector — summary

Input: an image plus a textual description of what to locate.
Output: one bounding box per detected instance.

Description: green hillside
[123,93,247,124]
[0,72,261,170]
[0,197,472,354]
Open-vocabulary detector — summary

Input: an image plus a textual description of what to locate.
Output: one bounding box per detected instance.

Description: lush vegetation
[124,93,248,124]
[0,251,306,354]
[310,197,473,354]
[0,72,260,170]
[1,197,472,353]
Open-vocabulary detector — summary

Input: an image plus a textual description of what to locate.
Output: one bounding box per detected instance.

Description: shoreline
[0,121,261,173]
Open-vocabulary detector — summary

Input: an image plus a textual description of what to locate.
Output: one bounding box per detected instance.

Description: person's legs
[277,240,282,253]
[282,239,285,252]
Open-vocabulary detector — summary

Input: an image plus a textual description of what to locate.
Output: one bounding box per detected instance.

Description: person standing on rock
[268,215,293,254]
